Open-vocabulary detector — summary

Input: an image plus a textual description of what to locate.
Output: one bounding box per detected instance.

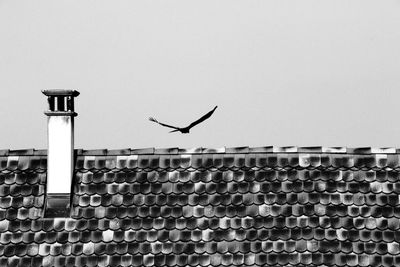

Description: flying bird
[149,106,218,133]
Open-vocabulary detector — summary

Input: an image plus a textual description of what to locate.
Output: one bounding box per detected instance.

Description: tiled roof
[1,147,400,266]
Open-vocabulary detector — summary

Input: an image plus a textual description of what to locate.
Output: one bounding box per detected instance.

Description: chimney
[42,89,79,217]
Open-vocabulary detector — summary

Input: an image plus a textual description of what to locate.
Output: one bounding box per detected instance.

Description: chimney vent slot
[67,96,74,111]
[47,96,55,111]
[56,96,65,111]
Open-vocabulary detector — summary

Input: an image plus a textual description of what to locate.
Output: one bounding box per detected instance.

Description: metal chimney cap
[42,89,80,97]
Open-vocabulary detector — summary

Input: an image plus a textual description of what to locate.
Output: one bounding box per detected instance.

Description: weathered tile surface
[1,148,400,266]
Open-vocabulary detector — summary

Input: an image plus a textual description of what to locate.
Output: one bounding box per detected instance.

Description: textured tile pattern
[1,149,400,266]
[0,156,46,221]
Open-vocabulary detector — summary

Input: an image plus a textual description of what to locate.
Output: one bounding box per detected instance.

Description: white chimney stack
[42,89,79,217]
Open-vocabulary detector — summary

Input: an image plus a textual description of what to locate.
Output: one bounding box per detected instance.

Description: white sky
[1,1,400,150]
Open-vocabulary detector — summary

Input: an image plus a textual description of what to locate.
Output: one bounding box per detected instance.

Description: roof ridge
[1,146,399,156]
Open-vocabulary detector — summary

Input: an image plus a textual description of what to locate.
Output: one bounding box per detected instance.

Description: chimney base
[44,193,71,218]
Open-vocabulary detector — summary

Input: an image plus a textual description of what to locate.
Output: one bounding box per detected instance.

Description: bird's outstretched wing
[187,106,218,129]
[149,117,180,130]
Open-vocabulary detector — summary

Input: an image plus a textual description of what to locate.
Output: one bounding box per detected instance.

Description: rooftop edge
[0,146,399,156]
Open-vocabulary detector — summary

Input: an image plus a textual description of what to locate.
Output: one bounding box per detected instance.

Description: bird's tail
[169,129,179,133]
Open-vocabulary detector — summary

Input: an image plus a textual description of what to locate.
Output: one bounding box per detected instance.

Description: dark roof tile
[178,147,202,154]
[155,147,179,154]
[202,147,225,154]
[9,149,35,156]
[81,149,108,156]
[131,148,155,155]
[106,148,131,155]
[225,146,249,154]
[0,150,9,157]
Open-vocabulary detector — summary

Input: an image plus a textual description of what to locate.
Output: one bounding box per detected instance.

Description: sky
[1,0,400,150]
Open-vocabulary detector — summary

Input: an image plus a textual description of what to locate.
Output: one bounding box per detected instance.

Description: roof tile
[131,148,155,155]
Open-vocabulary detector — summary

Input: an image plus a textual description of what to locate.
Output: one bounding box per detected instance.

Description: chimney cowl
[42,89,79,117]
[42,89,80,97]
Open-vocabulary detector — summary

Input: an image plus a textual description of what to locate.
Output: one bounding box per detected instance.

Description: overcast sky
[1,1,400,150]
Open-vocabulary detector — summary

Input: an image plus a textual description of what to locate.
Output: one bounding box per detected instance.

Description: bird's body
[149,106,218,134]
[172,127,190,134]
